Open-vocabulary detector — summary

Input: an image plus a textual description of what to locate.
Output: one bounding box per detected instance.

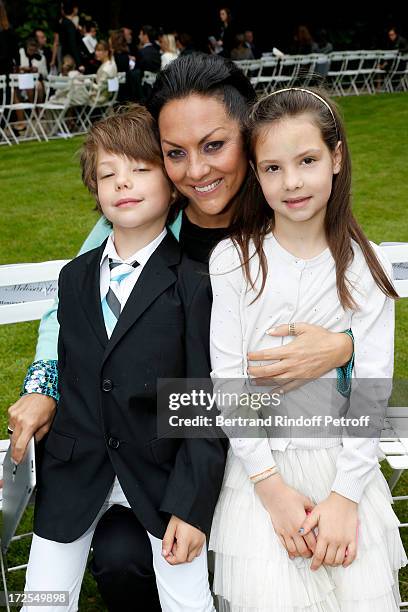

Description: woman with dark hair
[109,29,131,101]
[9,53,353,611]
[217,7,235,58]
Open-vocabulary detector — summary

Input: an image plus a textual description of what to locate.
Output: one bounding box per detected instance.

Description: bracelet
[21,359,60,402]
[336,329,355,398]
[250,466,279,484]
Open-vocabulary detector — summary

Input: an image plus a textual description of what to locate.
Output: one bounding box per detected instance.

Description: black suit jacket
[136,43,161,73]
[34,232,227,543]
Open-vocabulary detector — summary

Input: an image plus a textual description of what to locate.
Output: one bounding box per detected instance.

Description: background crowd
[1,0,407,110]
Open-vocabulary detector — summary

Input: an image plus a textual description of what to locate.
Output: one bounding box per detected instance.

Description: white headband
[256,87,339,139]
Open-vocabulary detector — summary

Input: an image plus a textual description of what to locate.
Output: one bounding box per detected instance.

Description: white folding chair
[253,58,278,93]
[269,56,300,92]
[378,242,408,609]
[4,74,43,142]
[79,72,125,129]
[384,53,408,93]
[0,259,70,610]
[0,75,15,145]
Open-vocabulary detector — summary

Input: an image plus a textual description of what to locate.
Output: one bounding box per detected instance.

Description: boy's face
[96,149,172,232]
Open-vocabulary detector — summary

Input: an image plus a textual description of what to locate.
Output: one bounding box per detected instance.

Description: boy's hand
[162,515,205,565]
[8,394,56,463]
[255,474,316,559]
[299,491,358,570]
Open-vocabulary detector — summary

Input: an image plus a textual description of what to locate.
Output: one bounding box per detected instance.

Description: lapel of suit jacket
[101,232,181,366]
[74,240,109,349]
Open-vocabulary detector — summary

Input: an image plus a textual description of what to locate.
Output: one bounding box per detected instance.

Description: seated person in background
[13,37,47,130]
[89,40,117,105]
[49,54,88,106]
[387,26,408,52]
[230,33,254,60]
[34,28,52,72]
[159,33,178,69]
[19,36,48,80]
[244,30,261,59]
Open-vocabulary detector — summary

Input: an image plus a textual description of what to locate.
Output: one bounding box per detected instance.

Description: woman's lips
[192,178,224,196]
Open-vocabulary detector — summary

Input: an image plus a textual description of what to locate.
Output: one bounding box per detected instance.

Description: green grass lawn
[0,93,407,609]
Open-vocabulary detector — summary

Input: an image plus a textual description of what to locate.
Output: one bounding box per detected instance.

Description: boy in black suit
[22,105,226,612]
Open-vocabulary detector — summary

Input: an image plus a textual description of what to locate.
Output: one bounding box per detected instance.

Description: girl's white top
[209,233,395,503]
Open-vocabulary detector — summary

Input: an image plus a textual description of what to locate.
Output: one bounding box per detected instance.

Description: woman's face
[220,9,228,23]
[159,94,248,225]
[95,46,109,62]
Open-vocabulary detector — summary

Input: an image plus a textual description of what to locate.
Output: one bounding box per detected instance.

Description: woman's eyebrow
[162,127,225,148]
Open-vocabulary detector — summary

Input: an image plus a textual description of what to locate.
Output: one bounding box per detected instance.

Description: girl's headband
[254,87,339,140]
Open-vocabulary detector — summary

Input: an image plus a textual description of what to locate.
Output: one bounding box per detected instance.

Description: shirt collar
[100,228,167,268]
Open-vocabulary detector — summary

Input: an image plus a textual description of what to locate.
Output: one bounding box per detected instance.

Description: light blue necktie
[101,258,139,337]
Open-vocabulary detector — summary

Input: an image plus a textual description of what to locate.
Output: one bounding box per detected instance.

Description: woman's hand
[299,491,358,570]
[248,323,353,386]
[8,394,56,463]
[255,474,317,559]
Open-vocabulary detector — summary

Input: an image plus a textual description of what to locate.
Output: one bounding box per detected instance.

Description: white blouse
[209,233,395,503]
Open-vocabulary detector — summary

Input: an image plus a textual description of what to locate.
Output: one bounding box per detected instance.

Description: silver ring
[288,322,296,336]
[7,426,13,435]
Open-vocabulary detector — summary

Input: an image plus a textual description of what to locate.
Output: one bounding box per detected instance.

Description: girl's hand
[255,474,316,559]
[299,491,358,570]
[247,323,353,387]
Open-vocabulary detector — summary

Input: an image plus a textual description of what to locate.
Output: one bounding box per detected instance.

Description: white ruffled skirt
[209,446,407,611]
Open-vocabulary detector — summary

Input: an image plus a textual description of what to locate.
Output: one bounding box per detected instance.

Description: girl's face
[159,94,248,225]
[254,113,341,226]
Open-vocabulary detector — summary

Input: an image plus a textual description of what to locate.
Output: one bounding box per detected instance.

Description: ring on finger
[288,322,296,336]
[7,426,13,435]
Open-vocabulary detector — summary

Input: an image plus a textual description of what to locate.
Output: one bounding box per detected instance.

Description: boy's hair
[80,104,174,216]
[233,87,398,307]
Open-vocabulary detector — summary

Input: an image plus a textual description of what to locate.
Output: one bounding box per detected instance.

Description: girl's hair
[109,29,128,54]
[0,1,9,30]
[148,53,257,222]
[234,87,398,308]
[96,40,112,59]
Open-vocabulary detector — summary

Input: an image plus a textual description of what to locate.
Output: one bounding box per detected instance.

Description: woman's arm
[8,216,110,463]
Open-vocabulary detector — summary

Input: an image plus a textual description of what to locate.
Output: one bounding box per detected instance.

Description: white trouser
[22,478,215,612]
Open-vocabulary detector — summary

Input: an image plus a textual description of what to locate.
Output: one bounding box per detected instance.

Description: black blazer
[136,43,161,73]
[34,232,227,543]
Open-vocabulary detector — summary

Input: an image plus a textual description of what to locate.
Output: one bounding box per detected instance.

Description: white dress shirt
[209,233,395,502]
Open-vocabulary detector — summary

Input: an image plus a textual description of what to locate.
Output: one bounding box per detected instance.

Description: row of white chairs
[0,72,126,146]
[235,50,408,96]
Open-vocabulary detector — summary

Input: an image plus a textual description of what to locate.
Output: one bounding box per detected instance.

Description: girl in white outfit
[209,87,407,611]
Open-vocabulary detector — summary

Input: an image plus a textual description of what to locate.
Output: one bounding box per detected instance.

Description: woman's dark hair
[148,52,256,126]
[147,52,257,223]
